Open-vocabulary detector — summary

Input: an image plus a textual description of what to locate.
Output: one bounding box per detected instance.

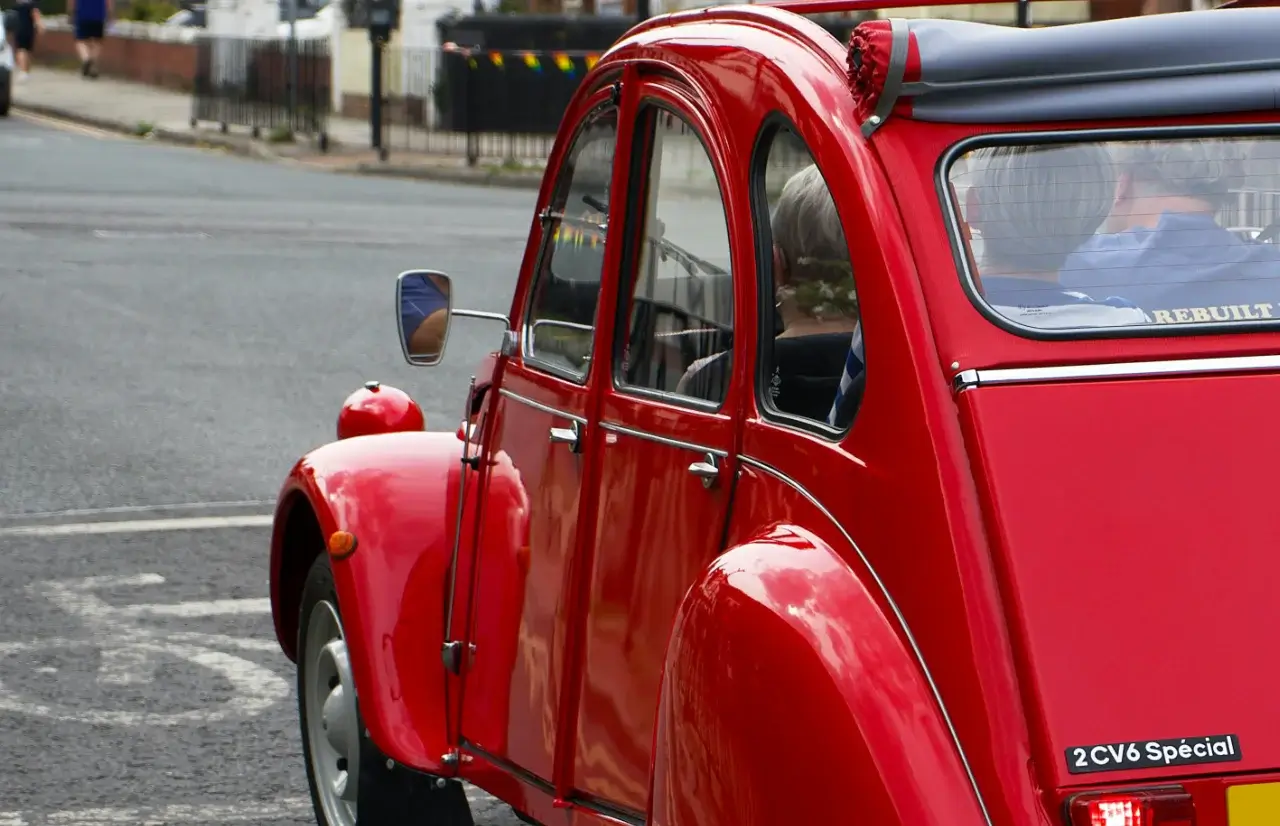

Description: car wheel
[0,72,11,117]
[297,554,360,826]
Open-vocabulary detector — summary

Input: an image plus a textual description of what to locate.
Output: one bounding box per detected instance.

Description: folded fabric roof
[848,9,1280,131]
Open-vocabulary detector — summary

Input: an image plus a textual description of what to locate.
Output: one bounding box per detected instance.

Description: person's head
[964,142,1116,279]
[1104,139,1246,232]
[771,164,857,329]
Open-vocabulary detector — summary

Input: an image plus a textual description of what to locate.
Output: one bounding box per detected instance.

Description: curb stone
[11,99,547,189]
[11,100,278,160]
[352,161,544,191]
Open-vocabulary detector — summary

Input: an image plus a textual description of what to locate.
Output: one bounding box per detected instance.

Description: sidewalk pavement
[9,68,547,189]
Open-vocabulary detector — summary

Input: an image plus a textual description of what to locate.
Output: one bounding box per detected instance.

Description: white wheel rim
[303,600,358,826]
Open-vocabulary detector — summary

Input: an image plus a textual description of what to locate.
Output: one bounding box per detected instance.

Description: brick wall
[29,27,198,91]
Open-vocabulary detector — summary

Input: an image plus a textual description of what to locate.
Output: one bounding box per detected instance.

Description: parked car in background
[0,10,13,117]
[266,2,1280,826]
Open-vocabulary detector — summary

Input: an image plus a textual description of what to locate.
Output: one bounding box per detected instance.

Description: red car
[268,3,1280,825]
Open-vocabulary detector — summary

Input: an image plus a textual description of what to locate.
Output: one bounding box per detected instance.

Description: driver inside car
[678,164,859,421]
[1058,139,1280,317]
[963,143,1150,328]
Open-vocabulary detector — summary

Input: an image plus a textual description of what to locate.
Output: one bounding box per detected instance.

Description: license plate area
[1227,782,1280,824]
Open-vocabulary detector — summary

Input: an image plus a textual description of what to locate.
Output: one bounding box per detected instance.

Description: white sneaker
[16,71,29,83]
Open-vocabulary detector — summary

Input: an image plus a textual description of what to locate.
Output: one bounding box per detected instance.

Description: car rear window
[945,133,1280,333]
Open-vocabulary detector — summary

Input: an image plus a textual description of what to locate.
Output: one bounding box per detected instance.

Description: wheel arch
[271,489,325,663]
[646,528,989,826]
[267,430,466,774]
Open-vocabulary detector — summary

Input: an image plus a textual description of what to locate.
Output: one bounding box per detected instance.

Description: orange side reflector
[328,531,358,560]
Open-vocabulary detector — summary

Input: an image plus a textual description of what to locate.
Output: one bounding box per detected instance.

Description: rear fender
[648,526,987,826]
[270,430,465,774]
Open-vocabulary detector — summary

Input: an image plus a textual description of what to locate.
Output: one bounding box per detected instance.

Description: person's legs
[15,30,35,76]
[74,27,91,74]
[84,21,104,77]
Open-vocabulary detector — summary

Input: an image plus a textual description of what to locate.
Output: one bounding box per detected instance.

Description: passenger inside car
[1059,138,1280,318]
[677,164,858,422]
[962,143,1150,328]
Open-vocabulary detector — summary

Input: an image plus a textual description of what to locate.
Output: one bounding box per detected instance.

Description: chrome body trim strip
[599,421,729,457]
[953,353,1280,391]
[497,388,588,424]
[737,455,993,826]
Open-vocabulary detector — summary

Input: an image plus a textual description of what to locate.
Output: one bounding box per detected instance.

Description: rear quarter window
[946,133,1280,334]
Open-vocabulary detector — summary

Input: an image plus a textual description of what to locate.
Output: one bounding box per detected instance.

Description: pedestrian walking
[66,0,109,78]
[11,0,43,82]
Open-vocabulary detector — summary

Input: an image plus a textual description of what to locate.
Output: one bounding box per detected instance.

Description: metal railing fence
[191,35,332,144]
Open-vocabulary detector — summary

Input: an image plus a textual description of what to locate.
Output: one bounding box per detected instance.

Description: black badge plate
[1065,734,1242,774]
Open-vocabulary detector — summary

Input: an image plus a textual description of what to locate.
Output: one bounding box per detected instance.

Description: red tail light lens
[1066,788,1195,826]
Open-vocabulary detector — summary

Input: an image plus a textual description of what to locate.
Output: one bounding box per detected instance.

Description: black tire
[0,72,11,118]
[297,553,361,826]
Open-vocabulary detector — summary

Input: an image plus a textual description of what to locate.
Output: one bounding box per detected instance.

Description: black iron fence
[191,35,332,145]
[376,45,600,165]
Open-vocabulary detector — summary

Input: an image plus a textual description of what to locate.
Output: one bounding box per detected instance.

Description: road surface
[0,112,533,825]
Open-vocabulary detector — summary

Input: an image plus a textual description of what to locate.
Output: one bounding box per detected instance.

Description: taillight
[1065,788,1195,826]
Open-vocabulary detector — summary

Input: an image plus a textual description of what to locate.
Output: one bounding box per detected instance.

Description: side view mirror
[397,269,453,366]
[396,269,515,367]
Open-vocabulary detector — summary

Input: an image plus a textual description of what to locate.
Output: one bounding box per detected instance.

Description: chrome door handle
[687,452,720,488]
[549,420,582,452]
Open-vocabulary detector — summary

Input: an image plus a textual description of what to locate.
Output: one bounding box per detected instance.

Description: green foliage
[119,0,179,22]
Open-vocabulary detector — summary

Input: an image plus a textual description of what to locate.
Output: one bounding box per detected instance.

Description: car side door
[457,96,622,787]
[567,86,747,818]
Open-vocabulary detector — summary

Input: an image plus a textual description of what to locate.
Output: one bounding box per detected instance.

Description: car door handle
[687,452,720,488]
[549,421,582,452]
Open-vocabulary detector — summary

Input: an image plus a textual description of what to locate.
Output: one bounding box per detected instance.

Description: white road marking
[0,797,312,824]
[115,598,271,618]
[0,515,273,537]
[0,575,288,725]
[0,500,273,521]
[0,788,496,824]
[92,229,212,240]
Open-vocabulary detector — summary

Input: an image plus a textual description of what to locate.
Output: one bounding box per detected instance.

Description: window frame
[609,98,737,413]
[519,100,620,385]
[938,122,1280,342]
[750,114,862,440]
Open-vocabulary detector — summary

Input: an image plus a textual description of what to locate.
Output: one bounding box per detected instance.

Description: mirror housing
[397,269,453,366]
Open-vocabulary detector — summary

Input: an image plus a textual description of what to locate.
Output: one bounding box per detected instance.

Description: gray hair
[969,143,1115,274]
[771,164,849,283]
[1116,139,1247,209]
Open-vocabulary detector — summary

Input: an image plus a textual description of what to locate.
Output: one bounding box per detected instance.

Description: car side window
[522,106,618,381]
[756,126,863,432]
[616,107,734,406]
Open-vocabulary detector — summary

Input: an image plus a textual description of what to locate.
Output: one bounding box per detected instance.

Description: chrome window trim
[498,388,588,424]
[736,455,993,826]
[599,421,728,458]
[952,353,1280,392]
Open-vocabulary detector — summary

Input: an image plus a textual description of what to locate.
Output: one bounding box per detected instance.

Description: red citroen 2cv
[268,3,1280,825]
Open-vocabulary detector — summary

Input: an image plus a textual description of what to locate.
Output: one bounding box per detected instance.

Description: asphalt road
[0,113,533,825]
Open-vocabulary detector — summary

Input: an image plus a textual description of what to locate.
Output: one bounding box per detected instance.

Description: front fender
[649,525,987,826]
[269,430,464,774]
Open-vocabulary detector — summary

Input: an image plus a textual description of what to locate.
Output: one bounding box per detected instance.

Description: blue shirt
[400,275,448,339]
[1059,212,1280,323]
[75,0,106,22]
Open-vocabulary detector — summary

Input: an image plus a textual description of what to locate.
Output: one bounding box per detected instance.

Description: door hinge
[441,640,463,674]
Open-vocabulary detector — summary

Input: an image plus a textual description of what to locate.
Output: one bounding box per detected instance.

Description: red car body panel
[269,4,1280,826]
[650,493,989,826]
[269,430,471,774]
[959,373,1280,787]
